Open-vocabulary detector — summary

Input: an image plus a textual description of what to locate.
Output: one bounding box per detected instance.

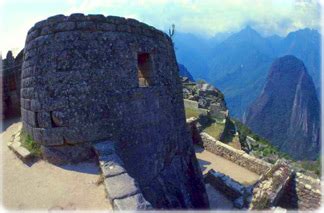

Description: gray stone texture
[2,50,23,119]
[104,173,140,200]
[249,160,293,210]
[277,172,321,210]
[21,14,209,209]
[191,127,271,175]
[93,141,152,210]
[113,193,153,210]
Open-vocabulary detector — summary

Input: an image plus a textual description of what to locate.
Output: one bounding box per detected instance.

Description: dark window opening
[137,53,152,87]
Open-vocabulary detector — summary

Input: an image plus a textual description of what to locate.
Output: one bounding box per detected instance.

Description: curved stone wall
[21,14,209,209]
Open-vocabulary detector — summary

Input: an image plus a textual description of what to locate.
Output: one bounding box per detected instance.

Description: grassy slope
[233,119,321,176]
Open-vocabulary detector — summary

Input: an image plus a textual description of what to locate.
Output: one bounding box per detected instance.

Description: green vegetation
[20,130,42,157]
[298,159,321,176]
[185,107,201,119]
[233,118,290,158]
[184,107,234,141]
[196,79,207,84]
[233,118,321,177]
[204,122,225,140]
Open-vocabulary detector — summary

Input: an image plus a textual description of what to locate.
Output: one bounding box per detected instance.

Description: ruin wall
[187,118,271,175]
[21,14,209,209]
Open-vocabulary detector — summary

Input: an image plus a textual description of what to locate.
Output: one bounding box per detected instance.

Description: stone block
[93,141,116,156]
[113,193,152,210]
[37,111,52,128]
[117,24,131,32]
[42,128,65,145]
[104,173,139,200]
[27,111,37,127]
[33,128,44,143]
[76,21,96,30]
[12,145,32,160]
[30,100,41,111]
[97,23,116,31]
[68,13,86,21]
[99,154,126,177]
[26,29,40,42]
[106,16,126,24]
[47,14,66,24]
[86,14,106,22]
[41,143,95,165]
[234,196,244,209]
[40,26,53,35]
[53,22,75,31]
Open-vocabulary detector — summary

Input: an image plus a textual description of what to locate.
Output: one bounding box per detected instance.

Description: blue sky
[0,0,321,56]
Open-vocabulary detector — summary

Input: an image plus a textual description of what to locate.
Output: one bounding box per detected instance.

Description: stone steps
[93,141,152,210]
[7,130,32,162]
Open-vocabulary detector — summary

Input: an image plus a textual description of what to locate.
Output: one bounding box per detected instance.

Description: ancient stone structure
[187,119,322,210]
[249,160,292,210]
[187,118,271,175]
[93,141,152,210]
[21,14,209,209]
[1,50,23,118]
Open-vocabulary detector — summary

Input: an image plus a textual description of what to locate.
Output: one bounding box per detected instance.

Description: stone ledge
[199,132,271,175]
[113,193,152,210]
[205,169,252,209]
[104,173,139,200]
[93,141,152,210]
[7,129,32,162]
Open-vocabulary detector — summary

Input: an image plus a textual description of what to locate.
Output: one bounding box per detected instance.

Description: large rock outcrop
[245,55,320,160]
[21,14,209,209]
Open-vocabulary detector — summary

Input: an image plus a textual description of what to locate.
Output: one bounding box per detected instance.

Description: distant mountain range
[174,27,320,119]
[178,63,194,81]
[244,56,320,160]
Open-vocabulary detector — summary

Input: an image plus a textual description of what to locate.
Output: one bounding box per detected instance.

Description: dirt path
[195,145,260,185]
[1,118,111,210]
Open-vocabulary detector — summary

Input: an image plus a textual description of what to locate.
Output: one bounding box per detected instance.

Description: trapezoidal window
[137,52,152,87]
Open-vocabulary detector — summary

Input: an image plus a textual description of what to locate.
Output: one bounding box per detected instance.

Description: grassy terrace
[203,122,225,140]
[185,107,201,119]
[185,107,227,141]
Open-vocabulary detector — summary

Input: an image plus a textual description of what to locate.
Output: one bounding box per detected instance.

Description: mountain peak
[240,25,259,35]
[245,55,320,160]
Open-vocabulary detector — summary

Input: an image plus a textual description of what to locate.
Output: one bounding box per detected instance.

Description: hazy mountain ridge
[178,63,194,81]
[174,27,320,119]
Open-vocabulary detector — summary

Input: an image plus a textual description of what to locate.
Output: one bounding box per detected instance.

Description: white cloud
[66,0,320,36]
[0,0,321,56]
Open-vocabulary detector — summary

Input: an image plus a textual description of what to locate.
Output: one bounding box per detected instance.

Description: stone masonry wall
[184,99,199,109]
[93,141,152,210]
[187,119,322,210]
[278,172,321,210]
[21,14,209,209]
[249,160,292,210]
[2,50,23,118]
[197,131,271,175]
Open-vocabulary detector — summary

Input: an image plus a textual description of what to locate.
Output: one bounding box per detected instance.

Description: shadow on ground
[1,116,21,133]
[57,161,101,175]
